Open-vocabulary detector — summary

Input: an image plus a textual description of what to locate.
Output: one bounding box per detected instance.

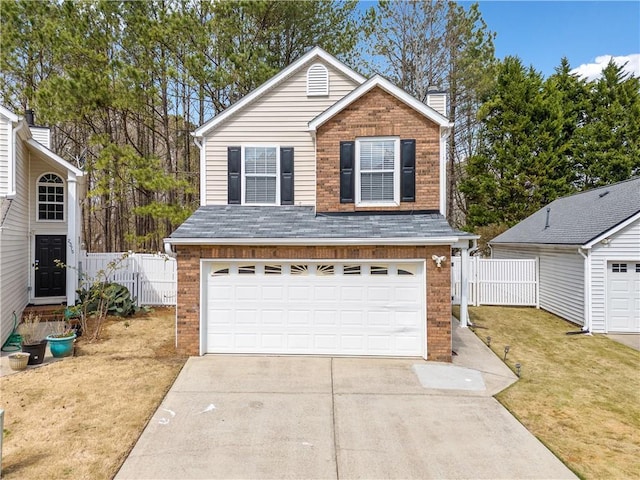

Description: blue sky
[471,1,640,78]
[359,1,640,79]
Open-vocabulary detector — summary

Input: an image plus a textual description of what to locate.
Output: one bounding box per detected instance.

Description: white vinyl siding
[0,114,11,196]
[426,93,447,116]
[356,138,399,205]
[204,60,359,206]
[0,136,30,345]
[492,245,585,325]
[590,219,640,333]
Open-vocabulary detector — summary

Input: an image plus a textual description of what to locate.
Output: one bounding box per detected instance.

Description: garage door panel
[262,285,284,300]
[315,310,338,326]
[205,261,426,357]
[341,310,364,325]
[341,286,365,301]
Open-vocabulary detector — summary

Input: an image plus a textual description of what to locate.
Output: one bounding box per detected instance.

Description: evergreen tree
[574,61,640,188]
[460,57,574,227]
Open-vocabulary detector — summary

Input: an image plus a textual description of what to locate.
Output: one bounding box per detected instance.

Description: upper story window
[355,137,400,206]
[307,63,329,96]
[243,146,279,204]
[37,173,64,221]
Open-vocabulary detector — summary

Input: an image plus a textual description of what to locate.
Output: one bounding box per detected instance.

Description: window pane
[360,140,395,170]
[245,177,276,204]
[361,172,394,201]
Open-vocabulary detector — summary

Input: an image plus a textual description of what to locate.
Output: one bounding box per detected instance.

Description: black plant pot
[22,340,48,365]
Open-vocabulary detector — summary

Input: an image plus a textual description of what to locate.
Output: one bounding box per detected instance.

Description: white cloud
[570,54,640,81]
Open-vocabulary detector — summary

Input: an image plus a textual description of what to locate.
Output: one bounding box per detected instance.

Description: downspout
[458,238,478,328]
[8,120,26,198]
[193,135,205,207]
[578,248,592,333]
[439,125,452,216]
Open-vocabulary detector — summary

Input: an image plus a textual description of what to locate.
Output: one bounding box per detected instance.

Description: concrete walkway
[606,333,640,351]
[116,320,577,479]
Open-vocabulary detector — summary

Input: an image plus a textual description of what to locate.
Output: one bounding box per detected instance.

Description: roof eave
[489,241,584,249]
[193,47,366,138]
[582,210,640,249]
[308,75,452,132]
[26,138,84,177]
[165,236,463,246]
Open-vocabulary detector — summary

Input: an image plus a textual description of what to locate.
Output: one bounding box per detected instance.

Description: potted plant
[8,352,30,371]
[18,313,48,365]
[46,321,77,358]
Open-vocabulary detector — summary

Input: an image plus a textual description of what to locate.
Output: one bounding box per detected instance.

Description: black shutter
[400,139,416,202]
[340,141,355,203]
[280,147,294,205]
[227,146,241,204]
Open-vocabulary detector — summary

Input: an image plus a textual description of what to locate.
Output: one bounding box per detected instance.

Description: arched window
[37,173,64,221]
[307,63,329,96]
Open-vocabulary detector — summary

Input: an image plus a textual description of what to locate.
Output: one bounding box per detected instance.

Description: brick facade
[176,244,452,362]
[316,86,441,213]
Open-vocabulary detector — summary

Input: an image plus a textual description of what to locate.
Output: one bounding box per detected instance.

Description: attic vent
[307,63,329,96]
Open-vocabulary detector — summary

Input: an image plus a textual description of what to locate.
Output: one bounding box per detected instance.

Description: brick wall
[176,244,452,362]
[316,86,441,213]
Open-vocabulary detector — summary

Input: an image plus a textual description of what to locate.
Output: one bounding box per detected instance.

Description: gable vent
[307,63,329,96]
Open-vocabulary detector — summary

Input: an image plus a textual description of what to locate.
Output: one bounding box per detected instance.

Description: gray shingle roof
[491,177,640,246]
[169,206,473,241]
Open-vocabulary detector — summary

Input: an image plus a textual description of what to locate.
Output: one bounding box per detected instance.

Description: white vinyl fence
[452,256,538,307]
[80,252,177,306]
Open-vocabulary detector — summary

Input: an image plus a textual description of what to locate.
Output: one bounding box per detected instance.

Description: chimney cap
[427,86,446,94]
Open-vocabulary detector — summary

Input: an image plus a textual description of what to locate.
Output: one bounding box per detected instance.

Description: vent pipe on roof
[599,190,609,198]
[544,207,551,229]
[25,109,35,126]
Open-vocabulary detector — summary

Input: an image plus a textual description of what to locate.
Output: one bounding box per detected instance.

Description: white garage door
[607,262,640,333]
[204,261,426,357]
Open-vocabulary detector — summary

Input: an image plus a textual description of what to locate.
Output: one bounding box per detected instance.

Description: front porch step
[22,305,67,323]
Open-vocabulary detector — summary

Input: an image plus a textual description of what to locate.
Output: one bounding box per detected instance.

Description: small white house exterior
[491,178,640,334]
[0,106,85,346]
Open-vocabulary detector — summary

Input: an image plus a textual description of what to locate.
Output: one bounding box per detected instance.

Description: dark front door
[35,235,66,298]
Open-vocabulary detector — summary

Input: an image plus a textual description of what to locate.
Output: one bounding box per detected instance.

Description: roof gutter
[490,241,583,250]
[165,236,465,247]
[577,247,593,333]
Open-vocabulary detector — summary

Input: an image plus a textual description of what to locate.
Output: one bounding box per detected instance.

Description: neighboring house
[0,106,85,346]
[491,177,640,334]
[166,47,477,361]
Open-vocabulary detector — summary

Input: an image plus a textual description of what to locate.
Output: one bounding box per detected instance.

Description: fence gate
[80,252,177,306]
[452,256,538,307]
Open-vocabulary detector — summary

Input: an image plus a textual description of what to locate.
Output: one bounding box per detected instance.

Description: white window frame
[36,172,65,222]
[241,145,280,205]
[355,137,400,207]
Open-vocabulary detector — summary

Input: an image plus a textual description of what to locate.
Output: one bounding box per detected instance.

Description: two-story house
[166,47,476,361]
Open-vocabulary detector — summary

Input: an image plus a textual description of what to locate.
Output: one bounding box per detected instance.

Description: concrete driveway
[116,326,577,480]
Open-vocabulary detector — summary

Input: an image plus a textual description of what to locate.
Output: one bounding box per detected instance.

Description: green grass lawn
[455,306,640,480]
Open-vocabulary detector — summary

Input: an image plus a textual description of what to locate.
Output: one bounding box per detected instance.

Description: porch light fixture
[515,363,521,377]
[503,345,510,361]
[432,255,447,268]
